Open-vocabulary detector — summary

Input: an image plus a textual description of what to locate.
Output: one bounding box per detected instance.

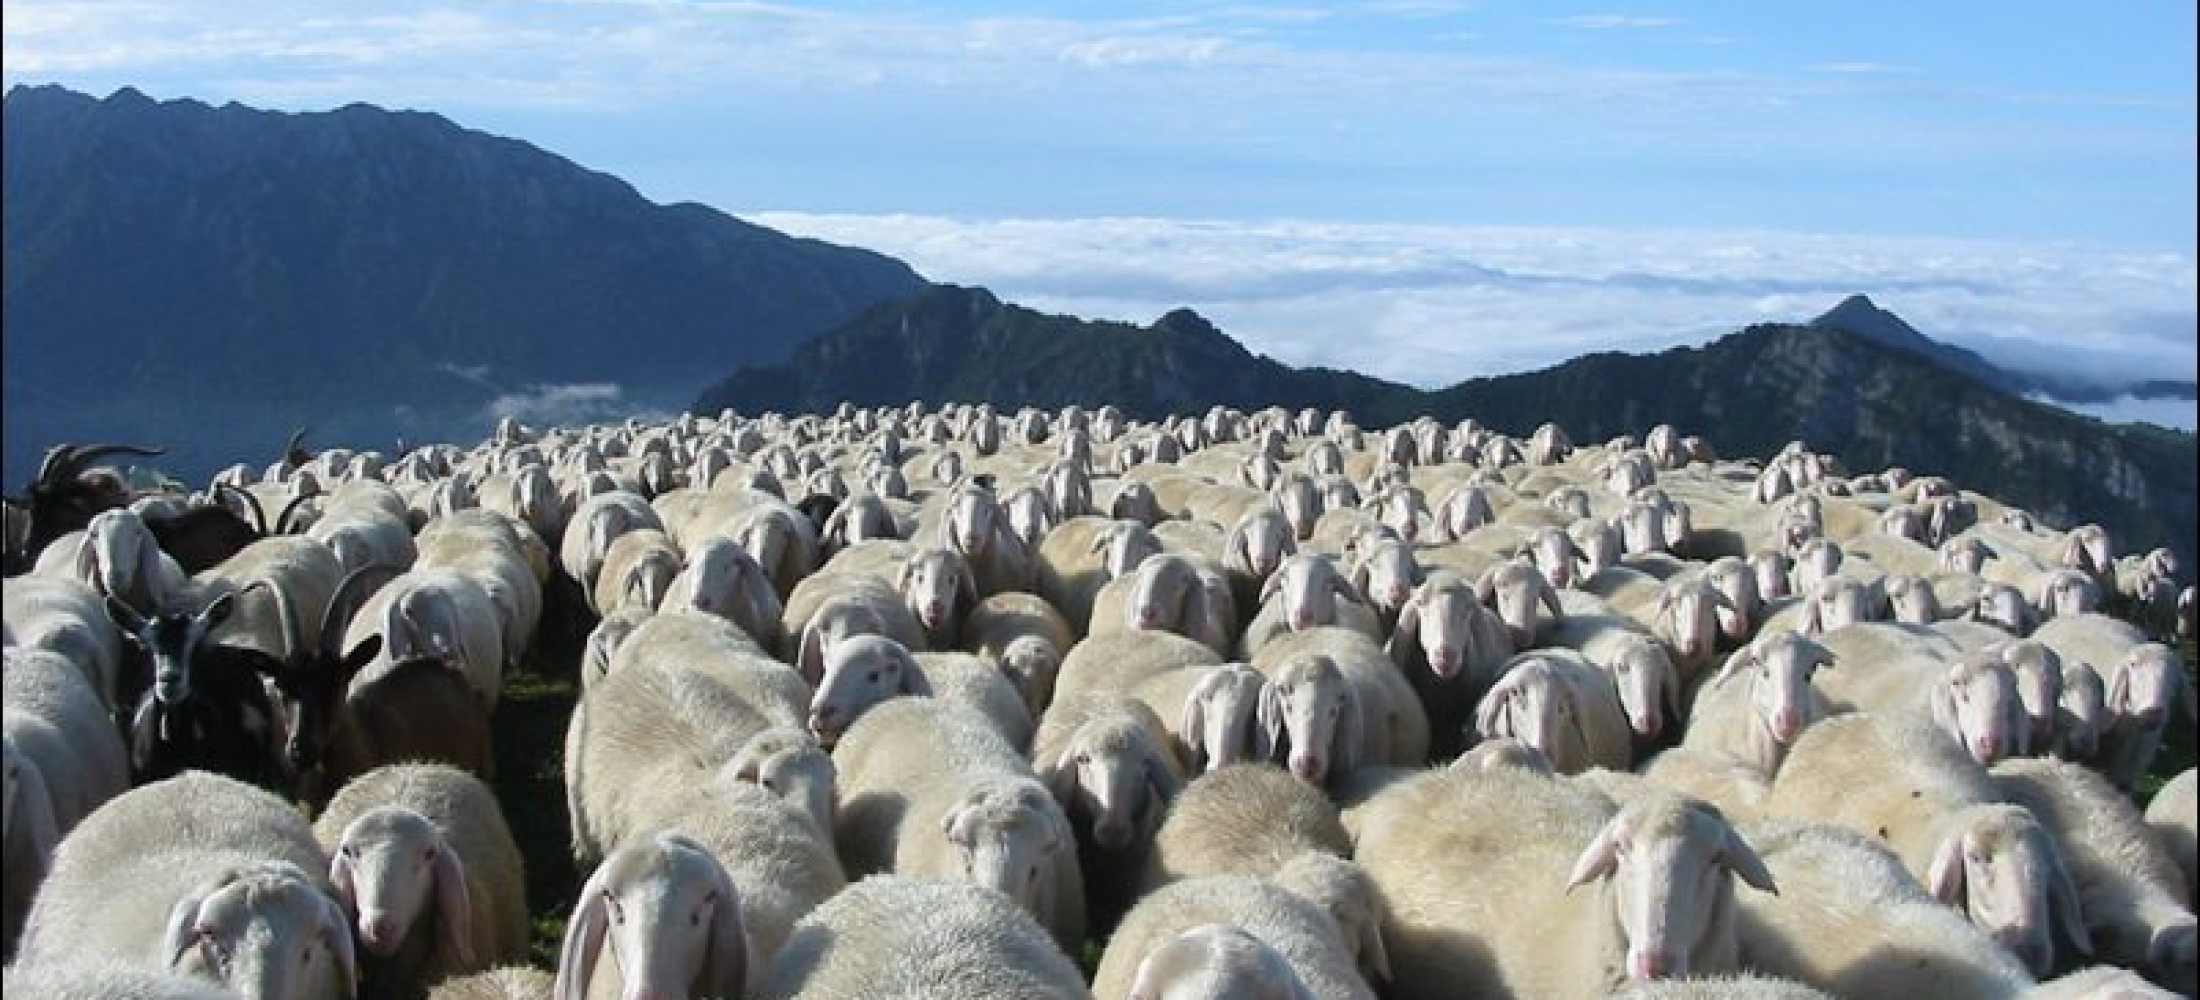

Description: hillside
[693,285,1418,424]
[2,84,928,484]
[1813,293,2199,405]
[697,287,2197,567]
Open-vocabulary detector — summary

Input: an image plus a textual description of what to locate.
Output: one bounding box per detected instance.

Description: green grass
[492,596,586,968]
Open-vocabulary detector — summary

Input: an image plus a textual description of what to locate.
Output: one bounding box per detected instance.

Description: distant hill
[2,84,928,484]
[698,287,2197,567]
[1812,293,2197,405]
[694,285,1414,424]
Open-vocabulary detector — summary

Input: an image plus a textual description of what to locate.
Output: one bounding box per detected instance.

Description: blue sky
[5,1,2195,422]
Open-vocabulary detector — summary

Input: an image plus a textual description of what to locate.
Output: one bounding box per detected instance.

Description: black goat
[2,442,167,576]
[143,483,313,575]
[262,565,492,808]
[104,586,286,790]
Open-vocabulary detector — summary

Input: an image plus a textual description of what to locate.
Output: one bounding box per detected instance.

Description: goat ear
[555,862,613,1000]
[1926,835,1967,907]
[431,836,477,969]
[105,593,147,638]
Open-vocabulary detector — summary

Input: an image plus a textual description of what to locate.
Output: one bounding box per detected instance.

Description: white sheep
[1473,648,1634,776]
[413,509,546,666]
[1386,569,1515,756]
[1249,627,1431,782]
[1032,691,1185,857]
[553,831,749,1000]
[312,763,529,999]
[566,611,809,861]
[1089,551,1238,657]
[1731,819,2036,1000]
[1477,558,1566,650]
[754,874,1091,1000]
[1,960,258,999]
[2,646,130,953]
[1990,756,2197,991]
[1035,515,1164,633]
[1093,871,1376,1000]
[1765,711,2090,974]
[343,565,507,708]
[15,771,355,1000]
[2094,642,2197,791]
[657,534,783,650]
[3,573,128,709]
[1352,766,1777,998]
[1683,632,1837,777]
[804,635,1030,748]
[575,603,652,690]
[1114,922,1317,1000]
[1237,552,1383,659]
[830,697,1086,952]
[2147,768,2197,901]
[1547,591,1687,743]
[556,490,663,592]
[425,965,555,1000]
[34,507,191,616]
[587,527,682,616]
[962,590,1075,718]
[1056,629,1226,706]
[1128,662,1270,775]
[1139,762,1350,893]
[1595,975,1835,1000]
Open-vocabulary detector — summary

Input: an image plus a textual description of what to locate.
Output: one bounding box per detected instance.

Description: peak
[1809,293,1928,345]
[105,85,154,106]
[1153,307,1221,337]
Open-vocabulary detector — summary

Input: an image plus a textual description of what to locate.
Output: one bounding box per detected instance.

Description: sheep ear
[1179,685,1211,772]
[1719,824,1778,894]
[1257,682,1288,762]
[796,626,827,687]
[1472,682,1509,739]
[1332,570,1364,605]
[556,864,613,1000]
[329,848,358,915]
[1042,748,1078,805]
[6,757,58,882]
[2049,847,2093,957]
[1259,568,1286,607]
[1332,686,1365,781]
[1714,648,1754,686]
[1357,906,1393,984]
[1565,819,1621,889]
[317,888,361,996]
[431,837,478,969]
[956,558,979,611]
[896,647,931,697]
[1384,596,1422,665]
[161,889,209,969]
[2105,660,2132,717]
[702,863,749,1000]
[1926,835,1967,907]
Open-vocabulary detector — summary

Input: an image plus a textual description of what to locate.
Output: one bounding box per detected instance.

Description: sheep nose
[359,912,401,955]
[1973,734,2002,762]
[1771,708,1803,743]
[1290,752,1325,783]
[1628,948,1681,981]
[1428,648,1462,679]
[1634,711,1662,740]
[1094,818,1132,851]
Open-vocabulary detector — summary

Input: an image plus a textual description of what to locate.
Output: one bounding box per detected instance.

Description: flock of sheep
[2,399,2196,1000]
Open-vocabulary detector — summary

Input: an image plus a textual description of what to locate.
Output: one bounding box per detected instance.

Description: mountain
[694,285,1419,424]
[2,84,928,485]
[697,288,2197,568]
[1812,293,2197,406]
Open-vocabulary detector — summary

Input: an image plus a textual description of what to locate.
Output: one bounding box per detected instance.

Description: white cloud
[2028,393,2198,432]
[750,213,2198,395]
[485,382,664,428]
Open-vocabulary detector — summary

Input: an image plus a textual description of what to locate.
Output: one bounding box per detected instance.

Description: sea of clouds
[755,213,2197,430]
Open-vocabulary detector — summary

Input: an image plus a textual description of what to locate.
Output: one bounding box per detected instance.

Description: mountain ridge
[3,83,930,484]
[699,284,2197,568]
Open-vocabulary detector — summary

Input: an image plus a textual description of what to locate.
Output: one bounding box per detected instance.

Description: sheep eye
[1075,752,1091,765]
[866,671,880,683]
[761,777,779,792]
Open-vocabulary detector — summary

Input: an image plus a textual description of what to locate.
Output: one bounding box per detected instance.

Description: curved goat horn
[283,427,313,467]
[212,482,270,535]
[38,443,167,485]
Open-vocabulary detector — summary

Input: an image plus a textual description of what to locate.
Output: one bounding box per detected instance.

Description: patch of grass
[493,636,582,968]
